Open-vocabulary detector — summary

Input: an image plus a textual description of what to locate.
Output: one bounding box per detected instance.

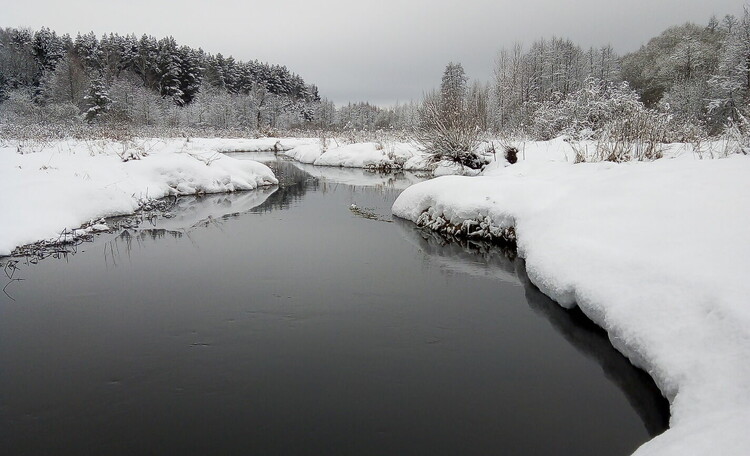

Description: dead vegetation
[414,209,517,249]
[349,204,392,223]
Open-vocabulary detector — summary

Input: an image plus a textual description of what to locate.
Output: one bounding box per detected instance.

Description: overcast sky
[1,0,744,105]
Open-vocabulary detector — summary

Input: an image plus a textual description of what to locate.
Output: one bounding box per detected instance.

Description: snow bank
[0,140,277,256]
[187,137,314,152]
[314,142,395,167]
[479,136,721,169]
[392,155,750,455]
[284,140,428,169]
[284,143,326,164]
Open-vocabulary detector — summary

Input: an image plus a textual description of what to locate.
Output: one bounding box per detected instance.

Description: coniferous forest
[0,28,321,133]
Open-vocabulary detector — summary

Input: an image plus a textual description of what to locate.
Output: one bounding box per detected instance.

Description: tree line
[322,7,750,140]
[1,7,748,140]
[0,27,320,129]
[415,9,750,167]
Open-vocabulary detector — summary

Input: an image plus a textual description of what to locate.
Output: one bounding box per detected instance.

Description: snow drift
[0,140,277,256]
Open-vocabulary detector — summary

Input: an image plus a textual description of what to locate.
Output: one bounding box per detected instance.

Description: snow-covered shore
[392,152,750,455]
[0,138,280,256]
[0,135,431,256]
[283,139,429,170]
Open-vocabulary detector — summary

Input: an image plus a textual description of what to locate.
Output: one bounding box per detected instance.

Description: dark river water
[0,155,669,455]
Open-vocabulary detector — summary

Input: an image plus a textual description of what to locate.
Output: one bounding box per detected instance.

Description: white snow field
[0,138,281,256]
[393,147,750,455]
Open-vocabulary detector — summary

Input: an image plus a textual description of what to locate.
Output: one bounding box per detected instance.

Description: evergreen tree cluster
[0,26,320,126]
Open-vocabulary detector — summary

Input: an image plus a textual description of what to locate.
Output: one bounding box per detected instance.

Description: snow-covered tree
[131,34,159,89]
[84,77,112,121]
[708,8,750,122]
[31,27,65,75]
[0,28,37,92]
[621,22,723,106]
[440,62,468,125]
[492,39,621,133]
[155,36,184,104]
[176,45,202,105]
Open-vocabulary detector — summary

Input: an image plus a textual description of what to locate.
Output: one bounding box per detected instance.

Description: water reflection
[253,160,314,212]
[290,161,427,190]
[394,218,670,438]
[154,188,279,231]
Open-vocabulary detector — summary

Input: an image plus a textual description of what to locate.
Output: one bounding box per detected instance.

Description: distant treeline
[1,8,749,138]
[491,10,749,137]
[288,8,749,140]
[0,27,321,129]
[330,8,750,139]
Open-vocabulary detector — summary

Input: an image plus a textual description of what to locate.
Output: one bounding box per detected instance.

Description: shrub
[416,90,483,169]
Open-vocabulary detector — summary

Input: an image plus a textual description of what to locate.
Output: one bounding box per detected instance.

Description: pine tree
[84,77,111,121]
[176,45,202,105]
[133,34,158,89]
[31,27,65,74]
[155,36,184,104]
[73,32,100,72]
[440,62,467,124]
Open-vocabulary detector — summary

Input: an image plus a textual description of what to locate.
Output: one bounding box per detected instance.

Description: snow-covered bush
[416,63,484,169]
[417,90,483,168]
[720,115,750,156]
[659,79,711,128]
[592,107,668,162]
[526,79,673,162]
[107,74,169,126]
[0,88,79,125]
[530,80,644,140]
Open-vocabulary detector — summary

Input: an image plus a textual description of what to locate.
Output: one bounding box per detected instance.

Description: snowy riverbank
[392,152,750,455]
[283,139,429,170]
[0,134,438,255]
[0,135,722,256]
[0,138,279,256]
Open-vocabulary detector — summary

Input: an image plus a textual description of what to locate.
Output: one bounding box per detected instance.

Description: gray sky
[1,0,744,105]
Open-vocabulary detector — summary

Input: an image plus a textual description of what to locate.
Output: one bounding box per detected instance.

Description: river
[0,155,668,455]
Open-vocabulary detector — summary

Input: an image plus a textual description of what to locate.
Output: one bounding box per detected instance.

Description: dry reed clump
[569,109,669,163]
